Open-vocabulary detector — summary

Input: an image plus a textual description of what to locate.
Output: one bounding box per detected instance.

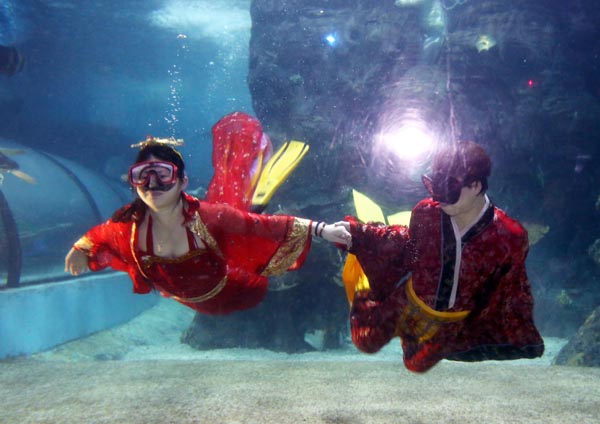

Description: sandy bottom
[1,299,599,424]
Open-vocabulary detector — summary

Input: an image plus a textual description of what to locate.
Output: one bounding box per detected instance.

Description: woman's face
[134,155,187,211]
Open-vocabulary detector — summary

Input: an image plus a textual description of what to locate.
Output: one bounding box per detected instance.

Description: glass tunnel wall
[0,139,129,288]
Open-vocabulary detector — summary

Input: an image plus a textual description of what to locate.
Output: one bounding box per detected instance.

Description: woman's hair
[432,141,492,193]
[134,143,186,178]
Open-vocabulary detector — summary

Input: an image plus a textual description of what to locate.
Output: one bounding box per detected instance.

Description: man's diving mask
[129,160,179,189]
[421,173,473,205]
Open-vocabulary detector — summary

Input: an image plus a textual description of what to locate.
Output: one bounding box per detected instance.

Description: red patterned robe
[348,197,544,372]
[73,112,312,315]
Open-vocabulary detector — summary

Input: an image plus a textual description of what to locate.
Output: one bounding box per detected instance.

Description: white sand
[1,298,598,424]
[31,297,566,364]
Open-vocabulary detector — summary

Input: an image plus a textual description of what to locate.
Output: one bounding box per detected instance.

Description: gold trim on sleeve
[261,217,311,276]
[73,236,93,252]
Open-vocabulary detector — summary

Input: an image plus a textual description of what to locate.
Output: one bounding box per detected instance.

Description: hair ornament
[130,136,185,149]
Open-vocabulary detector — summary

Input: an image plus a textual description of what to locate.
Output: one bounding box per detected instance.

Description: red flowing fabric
[205,111,272,210]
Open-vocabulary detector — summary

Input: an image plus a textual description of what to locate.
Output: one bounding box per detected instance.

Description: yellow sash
[396,277,470,343]
[342,252,470,344]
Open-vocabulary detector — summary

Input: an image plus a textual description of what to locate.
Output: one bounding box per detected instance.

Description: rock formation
[184,0,600,352]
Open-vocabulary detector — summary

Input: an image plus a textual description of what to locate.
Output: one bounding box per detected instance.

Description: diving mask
[421,173,470,205]
[129,160,179,189]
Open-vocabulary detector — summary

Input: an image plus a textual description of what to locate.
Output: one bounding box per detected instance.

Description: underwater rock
[247,0,600,210]
[554,305,600,367]
[588,239,600,266]
[268,273,301,292]
[182,236,349,353]
[249,0,422,203]
[181,280,348,353]
[188,0,600,353]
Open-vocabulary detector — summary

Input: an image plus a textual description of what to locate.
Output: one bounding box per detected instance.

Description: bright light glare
[325,33,337,47]
[378,124,434,161]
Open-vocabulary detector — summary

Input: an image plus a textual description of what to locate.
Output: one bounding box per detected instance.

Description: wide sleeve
[346,215,410,296]
[73,218,132,274]
[454,227,545,360]
[195,202,312,276]
[484,235,544,355]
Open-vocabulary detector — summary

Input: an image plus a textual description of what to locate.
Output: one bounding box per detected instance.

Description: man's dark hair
[432,141,492,194]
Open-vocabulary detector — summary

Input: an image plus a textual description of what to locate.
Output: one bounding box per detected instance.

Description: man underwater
[339,141,544,372]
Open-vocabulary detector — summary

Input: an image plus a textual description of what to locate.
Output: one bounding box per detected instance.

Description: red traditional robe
[73,112,312,315]
[74,193,311,315]
[347,197,544,372]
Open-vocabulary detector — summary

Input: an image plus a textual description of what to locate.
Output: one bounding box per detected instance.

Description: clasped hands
[319,221,352,248]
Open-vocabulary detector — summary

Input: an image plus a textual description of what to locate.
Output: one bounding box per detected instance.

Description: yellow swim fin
[344,189,412,306]
[352,188,412,225]
[343,188,383,306]
[387,210,411,226]
[251,140,309,212]
[352,189,386,223]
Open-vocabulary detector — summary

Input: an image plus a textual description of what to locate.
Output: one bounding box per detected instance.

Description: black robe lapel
[462,202,494,243]
[435,213,456,310]
[435,203,495,311]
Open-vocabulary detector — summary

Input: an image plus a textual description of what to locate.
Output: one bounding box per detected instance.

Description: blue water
[2,0,253,186]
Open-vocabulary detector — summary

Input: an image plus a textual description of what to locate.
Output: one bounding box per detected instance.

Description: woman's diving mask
[129,160,179,191]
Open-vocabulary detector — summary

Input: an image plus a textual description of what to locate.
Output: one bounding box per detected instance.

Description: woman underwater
[65,112,350,315]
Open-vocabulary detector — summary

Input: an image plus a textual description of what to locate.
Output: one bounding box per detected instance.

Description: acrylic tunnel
[0,138,157,358]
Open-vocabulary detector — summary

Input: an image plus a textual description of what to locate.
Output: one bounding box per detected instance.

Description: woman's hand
[64,247,90,276]
[320,222,352,248]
